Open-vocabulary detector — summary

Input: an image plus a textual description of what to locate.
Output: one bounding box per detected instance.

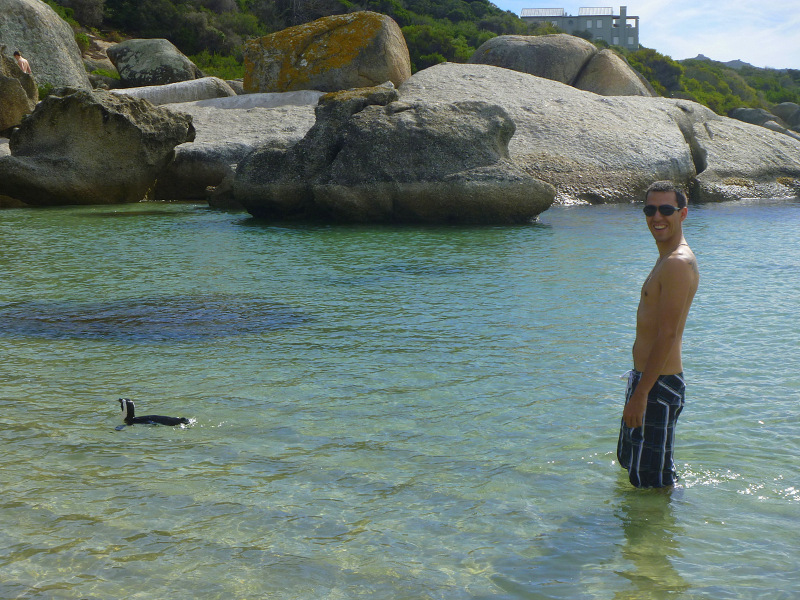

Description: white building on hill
[520,6,640,50]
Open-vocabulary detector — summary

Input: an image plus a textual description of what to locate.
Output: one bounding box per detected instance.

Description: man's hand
[623,389,648,428]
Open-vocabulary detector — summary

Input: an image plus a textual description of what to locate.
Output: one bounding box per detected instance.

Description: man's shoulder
[659,249,699,282]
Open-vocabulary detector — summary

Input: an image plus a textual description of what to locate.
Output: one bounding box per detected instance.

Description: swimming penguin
[118,398,190,427]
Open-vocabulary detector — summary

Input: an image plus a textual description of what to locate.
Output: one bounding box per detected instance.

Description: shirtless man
[617,181,699,488]
[13,51,32,75]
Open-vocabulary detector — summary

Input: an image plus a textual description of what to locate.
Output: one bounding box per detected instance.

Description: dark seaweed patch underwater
[0,294,306,342]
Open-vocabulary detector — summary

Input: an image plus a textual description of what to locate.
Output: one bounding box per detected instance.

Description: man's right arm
[623,257,694,428]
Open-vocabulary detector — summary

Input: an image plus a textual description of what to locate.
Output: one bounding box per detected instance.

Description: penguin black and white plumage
[118,398,190,427]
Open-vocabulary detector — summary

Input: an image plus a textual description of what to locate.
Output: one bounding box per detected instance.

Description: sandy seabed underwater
[1,199,799,599]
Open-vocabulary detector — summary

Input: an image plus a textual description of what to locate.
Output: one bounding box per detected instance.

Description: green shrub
[627,48,684,93]
[38,82,54,99]
[45,0,79,28]
[75,33,91,54]
[190,50,245,80]
[415,52,447,72]
[90,68,121,80]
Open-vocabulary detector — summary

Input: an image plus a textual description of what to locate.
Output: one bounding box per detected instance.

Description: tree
[71,0,105,27]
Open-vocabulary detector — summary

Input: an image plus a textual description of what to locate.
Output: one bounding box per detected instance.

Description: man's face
[645,190,686,243]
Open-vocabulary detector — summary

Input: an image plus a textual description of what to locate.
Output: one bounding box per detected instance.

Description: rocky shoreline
[2,1,799,221]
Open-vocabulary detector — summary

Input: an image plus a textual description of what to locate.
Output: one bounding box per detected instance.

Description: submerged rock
[243,11,411,93]
[0,90,195,206]
[234,86,555,223]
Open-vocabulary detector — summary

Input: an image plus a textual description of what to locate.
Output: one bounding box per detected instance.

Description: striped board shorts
[617,369,685,488]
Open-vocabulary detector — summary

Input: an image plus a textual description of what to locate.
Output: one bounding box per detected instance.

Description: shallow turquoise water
[1,200,798,599]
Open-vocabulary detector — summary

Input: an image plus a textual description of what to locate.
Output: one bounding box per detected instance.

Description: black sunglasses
[643,204,682,217]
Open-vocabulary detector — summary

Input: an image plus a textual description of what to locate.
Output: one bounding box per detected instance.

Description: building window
[613,36,619,45]
[597,19,602,28]
[628,36,634,45]
[586,20,592,28]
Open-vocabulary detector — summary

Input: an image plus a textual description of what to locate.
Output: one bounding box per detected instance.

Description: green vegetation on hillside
[617,45,800,115]
[51,0,798,116]
[61,0,548,65]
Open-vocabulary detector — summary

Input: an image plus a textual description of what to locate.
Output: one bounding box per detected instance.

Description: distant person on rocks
[617,181,699,489]
[13,51,32,74]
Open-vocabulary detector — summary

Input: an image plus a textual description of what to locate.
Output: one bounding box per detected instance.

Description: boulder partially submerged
[0,90,195,206]
[234,86,555,223]
[690,116,800,201]
[399,63,800,203]
[4,50,797,213]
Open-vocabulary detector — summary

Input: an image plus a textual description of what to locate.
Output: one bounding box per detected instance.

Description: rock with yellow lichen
[243,11,411,94]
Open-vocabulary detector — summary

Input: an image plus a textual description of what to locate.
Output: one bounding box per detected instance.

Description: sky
[491,0,800,70]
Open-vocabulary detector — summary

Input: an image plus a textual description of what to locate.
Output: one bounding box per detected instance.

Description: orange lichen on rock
[244,11,411,93]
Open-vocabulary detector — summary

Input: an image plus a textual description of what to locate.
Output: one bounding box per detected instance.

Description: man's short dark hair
[645,181,687,208]
[13,51,21,57]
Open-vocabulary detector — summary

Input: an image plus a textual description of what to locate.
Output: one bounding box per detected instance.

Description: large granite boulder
[157,91,322,200]
[112,76,236,105]
[689,117,800,201]
[0,0,90,90]
[243,12,411,93]
[469,34,653,97]
[234,86,555,223]
[399,63,800,203]
[468,34,596,86]
[772,102,800,128]
[0,90,195,206]
[0,47,38,131]
[574,49,654,97]
[107,39,203,87]
[729,107,784,127]
[728,106,800,141]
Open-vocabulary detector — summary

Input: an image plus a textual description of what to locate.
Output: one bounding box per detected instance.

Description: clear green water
[1,201,798,599]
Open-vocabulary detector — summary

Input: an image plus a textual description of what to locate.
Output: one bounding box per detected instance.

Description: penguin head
[119,398,134,420]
